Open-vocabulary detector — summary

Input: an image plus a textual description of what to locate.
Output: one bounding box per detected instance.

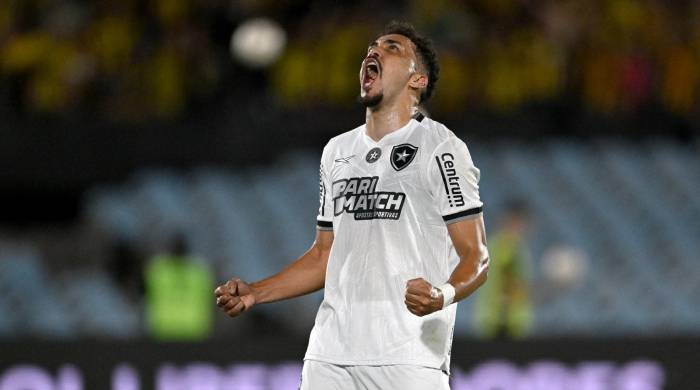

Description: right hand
[215,278,256,317]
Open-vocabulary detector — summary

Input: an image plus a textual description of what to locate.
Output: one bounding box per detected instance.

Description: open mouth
[362,58,381,90]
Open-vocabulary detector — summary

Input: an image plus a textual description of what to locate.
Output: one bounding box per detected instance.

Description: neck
[365,97,417,142]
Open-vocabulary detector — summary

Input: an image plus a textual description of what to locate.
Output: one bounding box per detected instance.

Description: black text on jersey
[436,153,465,207]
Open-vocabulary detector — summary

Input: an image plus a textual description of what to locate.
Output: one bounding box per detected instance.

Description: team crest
[390,144,418,171]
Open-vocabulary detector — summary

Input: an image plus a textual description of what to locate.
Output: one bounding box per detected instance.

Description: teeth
[365,59,379,74]
[362,58,380,88]
[366,63,378,79]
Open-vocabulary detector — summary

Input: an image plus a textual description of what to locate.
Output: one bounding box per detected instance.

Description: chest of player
[329,142,426,221]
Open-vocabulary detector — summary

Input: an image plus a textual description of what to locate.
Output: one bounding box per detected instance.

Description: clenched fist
[404,278,443,317]
[215,278,256,318]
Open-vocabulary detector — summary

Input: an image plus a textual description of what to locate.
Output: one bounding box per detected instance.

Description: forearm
[250,243,330,304]
[404,252,488,317]
[445,216,490,304]
[447,254,488,302]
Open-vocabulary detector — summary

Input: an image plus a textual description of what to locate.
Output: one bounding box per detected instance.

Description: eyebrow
[368,39,404,50]
[384,39,403,47]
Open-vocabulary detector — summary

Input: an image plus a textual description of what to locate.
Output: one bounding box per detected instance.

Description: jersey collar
[362,112,424,147]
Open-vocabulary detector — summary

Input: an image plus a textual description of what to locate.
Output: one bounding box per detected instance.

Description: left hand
[404,278,443,317]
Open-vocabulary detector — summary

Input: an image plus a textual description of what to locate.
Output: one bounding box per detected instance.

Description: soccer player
[215,21,489,389]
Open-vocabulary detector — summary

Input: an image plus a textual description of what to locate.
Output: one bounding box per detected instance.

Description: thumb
[405,277,423,288]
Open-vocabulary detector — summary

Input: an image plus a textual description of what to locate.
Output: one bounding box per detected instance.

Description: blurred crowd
[276,0,700,117]
[0,0,227,120]
[2,0,700,123]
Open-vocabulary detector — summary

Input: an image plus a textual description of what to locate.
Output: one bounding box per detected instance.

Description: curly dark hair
[382,21,440,104]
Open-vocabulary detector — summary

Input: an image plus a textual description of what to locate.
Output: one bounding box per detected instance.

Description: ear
[409,73,428,90]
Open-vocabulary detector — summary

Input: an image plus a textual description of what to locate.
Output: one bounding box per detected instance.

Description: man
[215,21,489,389]
[145,233,214,341]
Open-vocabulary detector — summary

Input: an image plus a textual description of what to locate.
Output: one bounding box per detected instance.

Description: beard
[358,92,383,109]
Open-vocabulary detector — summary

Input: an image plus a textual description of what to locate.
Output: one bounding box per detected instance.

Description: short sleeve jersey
[305,114,484,373]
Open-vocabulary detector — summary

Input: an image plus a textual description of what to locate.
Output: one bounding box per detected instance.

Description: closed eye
[384,40,403,52]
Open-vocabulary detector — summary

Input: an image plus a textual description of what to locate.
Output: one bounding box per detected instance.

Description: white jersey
[304,114,484,373]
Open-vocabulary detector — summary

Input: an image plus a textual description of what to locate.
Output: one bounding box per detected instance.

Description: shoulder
[324,124,364,153]
[416,117,469,155]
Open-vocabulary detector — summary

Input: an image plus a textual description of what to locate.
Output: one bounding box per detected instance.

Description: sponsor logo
[366,147,382,163]
[436,153,465,207]
[391,143,418,171]
[332,176,405,220]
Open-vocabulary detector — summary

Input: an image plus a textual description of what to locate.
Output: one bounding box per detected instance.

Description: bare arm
[215,229,333,317]
[251,229,334,304]
[405,215,489,316]
[445,215,489,302]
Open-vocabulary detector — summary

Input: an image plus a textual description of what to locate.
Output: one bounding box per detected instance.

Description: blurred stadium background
[1,0,699,389]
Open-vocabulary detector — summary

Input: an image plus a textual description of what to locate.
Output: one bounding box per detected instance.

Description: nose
[366,48,381,60]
